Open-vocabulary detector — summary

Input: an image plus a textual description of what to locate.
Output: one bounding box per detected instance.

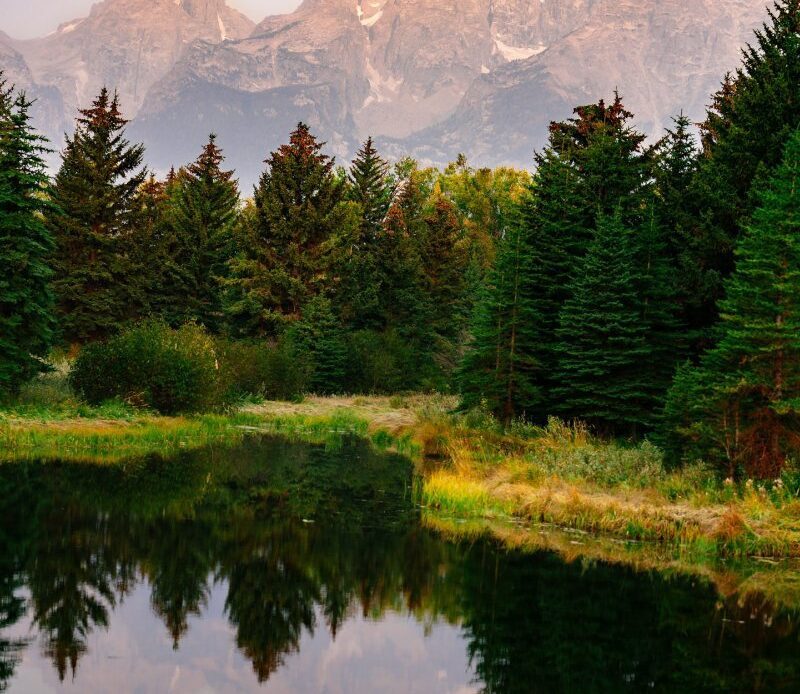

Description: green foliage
[693,0,800,340]
[158,134,239,332]
[344,329,417,394]
[458,205,543,422]
[47,88,147,343]
[0,80,56,394]
[69,319,224,414]
[289,296,348,395]
[552,213,654,435]
[225,122,350,337]
[213,338,309,401]
[662,130,800,478]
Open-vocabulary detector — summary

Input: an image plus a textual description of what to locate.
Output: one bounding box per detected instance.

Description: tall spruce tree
[691,0,800,341]
[160,134,239,331]
[552,213,652,436]
[458,205,542,422]
[336,137,392,328]
[663,130,800,479]
[225,123,347,337]
[48,88,146,343]
[419,187,469,369]
[0,83,56,394]
[465,95,653,423]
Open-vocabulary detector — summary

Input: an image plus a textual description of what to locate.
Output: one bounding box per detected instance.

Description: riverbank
[3,394,800,561]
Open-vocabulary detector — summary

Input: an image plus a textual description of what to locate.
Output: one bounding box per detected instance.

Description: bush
[214,337,310,401]
[344,329,417,394]
[70,320,224,414]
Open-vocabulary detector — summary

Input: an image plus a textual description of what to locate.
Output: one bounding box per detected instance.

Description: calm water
[1,436,799,693]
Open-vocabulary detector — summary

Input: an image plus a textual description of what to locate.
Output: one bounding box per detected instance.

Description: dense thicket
[0,79,55,394]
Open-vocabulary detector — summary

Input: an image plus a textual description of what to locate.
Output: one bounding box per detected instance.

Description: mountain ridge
[0,0,772,185]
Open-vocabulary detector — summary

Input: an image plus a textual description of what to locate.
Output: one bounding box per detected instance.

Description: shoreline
[3,395,800,566]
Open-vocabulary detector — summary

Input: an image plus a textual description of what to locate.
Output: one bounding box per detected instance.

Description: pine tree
[48,88,146,343]
[336,137,392,328]
[458,207,542,422]
[552,213,653,436]
[514,96,653,422]
[692,0,800,339]
[290,296,348,394]
[0,83,56,394]
[129,174,169,316]
[225,123,347,337]
[160,134,239,331]
[664,130,800,478]
[420,186,469,348]
[375,177,427,340]
[652,115,707,346]
[347,136,391,237]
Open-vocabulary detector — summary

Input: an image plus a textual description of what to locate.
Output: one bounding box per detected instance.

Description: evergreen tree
[652,115,706,344]
[663,130,800,479]
[0,83,56,393]
[458,207,542,422]
[291,296,348,395]
[160,134,239,331]
[347,136,391,237]
[552,213,653,436]
[336,137,392,328]
[375,176,428,340]
[692,0,800,340]
[48,88,146,343]
[225,123,347,337]
[129,174,169,316]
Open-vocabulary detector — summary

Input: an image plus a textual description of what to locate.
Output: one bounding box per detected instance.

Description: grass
[4,372,800,563]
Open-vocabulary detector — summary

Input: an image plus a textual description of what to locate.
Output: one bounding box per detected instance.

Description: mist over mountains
[1,0,770,186]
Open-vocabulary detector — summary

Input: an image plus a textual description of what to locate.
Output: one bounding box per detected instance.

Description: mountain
[1,0,771,185]
[5,0,253,147]
[391,0,770,166]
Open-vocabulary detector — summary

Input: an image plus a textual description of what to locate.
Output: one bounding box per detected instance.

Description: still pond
[0,436,799,692]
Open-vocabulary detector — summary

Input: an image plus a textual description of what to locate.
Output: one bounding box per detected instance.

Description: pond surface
[1,436,799,692]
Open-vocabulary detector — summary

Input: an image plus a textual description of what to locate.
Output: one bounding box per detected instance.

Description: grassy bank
[3,392,800,562]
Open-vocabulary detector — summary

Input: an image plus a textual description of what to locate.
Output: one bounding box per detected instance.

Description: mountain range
[1,0,771,186]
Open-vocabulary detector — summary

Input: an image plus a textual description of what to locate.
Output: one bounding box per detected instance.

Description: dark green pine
[553,213,652,436]
[48,88,146,344]
[458,206,542,423]
[0,84,56,394]
[337,137,392,329]
[160,134,239,332]
[693,0,800,338]
[225,122,345,337]
[669,130,800,478]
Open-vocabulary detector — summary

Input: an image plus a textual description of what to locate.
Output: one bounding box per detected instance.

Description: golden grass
[4,393,800,562]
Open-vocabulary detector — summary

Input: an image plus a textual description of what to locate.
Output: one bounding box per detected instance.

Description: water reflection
[0,436,799,692]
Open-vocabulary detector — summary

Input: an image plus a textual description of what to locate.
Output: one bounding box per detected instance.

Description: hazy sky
[1,0,303,39]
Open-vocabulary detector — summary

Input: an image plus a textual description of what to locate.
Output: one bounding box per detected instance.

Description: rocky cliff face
[7,0,253,145]
[1,0,771,185]
[392,0,769,166]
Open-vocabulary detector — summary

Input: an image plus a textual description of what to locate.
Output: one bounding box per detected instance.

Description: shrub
[70,320,224,414]
[214,337,310,401]
[344,329,417,394]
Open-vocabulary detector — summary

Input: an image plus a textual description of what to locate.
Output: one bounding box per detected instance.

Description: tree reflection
[0,440,799,691]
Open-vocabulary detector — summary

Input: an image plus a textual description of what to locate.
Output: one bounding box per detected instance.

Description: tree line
[2,0,800,478]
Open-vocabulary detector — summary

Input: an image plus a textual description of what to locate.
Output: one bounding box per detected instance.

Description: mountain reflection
[0,436,799,692]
